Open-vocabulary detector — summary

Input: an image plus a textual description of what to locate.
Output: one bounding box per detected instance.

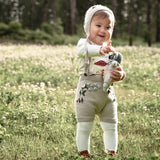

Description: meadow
[0,44,159,160]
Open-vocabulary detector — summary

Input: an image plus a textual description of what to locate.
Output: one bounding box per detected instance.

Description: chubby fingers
[100,47,106,56]
[111,69,123,81]
[107,41,112,46]
[107,41,115,52]
[108,46,115,52]
[116,66,122,71]
[104,46,115,53]
[100,46,116,55]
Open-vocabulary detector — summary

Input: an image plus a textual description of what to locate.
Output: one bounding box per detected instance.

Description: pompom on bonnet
[84,5,115,38]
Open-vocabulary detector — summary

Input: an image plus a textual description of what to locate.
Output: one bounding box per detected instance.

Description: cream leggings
[76,121,118,153]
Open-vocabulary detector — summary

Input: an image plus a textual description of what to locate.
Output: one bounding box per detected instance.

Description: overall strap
[84,39,90,76]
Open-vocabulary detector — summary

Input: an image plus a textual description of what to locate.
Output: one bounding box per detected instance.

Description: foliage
[0,22,8,36]
[1,20,159,46]
[41,23,54,35]
[53,18,64,35]
[0,0,160,43]
[63,35,80,45]
[8,21,22,33]
[0,19,74,45]
[0,44,159,159]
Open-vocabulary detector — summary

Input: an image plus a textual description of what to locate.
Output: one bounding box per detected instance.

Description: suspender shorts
[75,75,118,123]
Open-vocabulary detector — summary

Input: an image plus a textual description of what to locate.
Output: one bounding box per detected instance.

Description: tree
[111,0,117,16]
[69,0,76,34]
[42,0,49,23]
[30,0,35,29]
[111,0,117,38]
[115,0,126,37]
[156,0,160,42]
[128,0,134,46]
[0,0,159,45]
[146,0,152,46]
[52,0,57,21]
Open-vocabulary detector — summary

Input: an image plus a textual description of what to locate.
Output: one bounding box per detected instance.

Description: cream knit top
[77,38,109,75]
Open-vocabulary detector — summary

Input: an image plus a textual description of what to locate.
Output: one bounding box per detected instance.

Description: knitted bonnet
[84,5,115,38]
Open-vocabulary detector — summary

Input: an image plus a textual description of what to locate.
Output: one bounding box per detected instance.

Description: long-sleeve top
[77,38,107,75]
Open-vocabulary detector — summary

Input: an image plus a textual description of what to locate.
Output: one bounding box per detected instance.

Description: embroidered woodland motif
[76,82,101,103]
[76,83,116,103]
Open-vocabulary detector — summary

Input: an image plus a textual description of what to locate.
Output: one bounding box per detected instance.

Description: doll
[94,52,123,92]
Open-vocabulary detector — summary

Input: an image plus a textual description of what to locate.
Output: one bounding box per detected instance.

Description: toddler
[75,5,125,158]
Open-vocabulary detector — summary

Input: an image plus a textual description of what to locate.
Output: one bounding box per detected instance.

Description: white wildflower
[40,82,45,88]
[47,81,51,86]
[121,112,126,117]
[143,106,148,111]
[2,116,6,120]
[130,90,135,95]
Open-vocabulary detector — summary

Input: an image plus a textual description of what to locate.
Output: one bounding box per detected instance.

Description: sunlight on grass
[0,44,159,159]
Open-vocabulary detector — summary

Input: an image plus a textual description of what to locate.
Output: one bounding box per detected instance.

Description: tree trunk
[111,0,117,16]
[111,0,117,38]
[42,0,49,23]
[146,0,152,46]
[30,0,34,29]
[128,0,134,46]
[53,0,57,21]
[156,0,160,42]
[70,0,76,35]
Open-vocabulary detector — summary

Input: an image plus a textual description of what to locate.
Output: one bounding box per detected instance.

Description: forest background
[0,0,160,46]
[0,0,160,159]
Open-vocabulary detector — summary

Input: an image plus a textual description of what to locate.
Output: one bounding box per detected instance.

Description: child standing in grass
[75,5,125,158]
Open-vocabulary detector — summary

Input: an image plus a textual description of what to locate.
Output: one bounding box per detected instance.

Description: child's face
[88,15,112,45]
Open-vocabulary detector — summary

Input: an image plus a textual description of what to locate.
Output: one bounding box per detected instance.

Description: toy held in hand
[94,52,123,92]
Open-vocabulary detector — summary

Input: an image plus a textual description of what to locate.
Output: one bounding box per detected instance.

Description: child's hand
[111,66,125,82]
[100,41,115,56]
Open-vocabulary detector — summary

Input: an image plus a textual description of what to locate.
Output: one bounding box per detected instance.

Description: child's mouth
[98,35,105,38]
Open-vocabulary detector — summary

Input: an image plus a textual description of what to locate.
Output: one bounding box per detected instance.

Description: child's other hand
[100,41,115,56]
[111,66,125,82]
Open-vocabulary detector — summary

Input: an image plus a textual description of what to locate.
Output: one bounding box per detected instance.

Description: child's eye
[106,27,111,30]
[96,25,101,27]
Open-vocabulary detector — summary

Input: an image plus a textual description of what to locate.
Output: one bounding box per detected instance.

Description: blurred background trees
[0,0,160,46]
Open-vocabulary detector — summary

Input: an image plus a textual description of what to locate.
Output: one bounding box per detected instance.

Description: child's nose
[100,28,106,33]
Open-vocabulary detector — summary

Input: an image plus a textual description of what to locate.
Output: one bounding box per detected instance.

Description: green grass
[0,44,160,160]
